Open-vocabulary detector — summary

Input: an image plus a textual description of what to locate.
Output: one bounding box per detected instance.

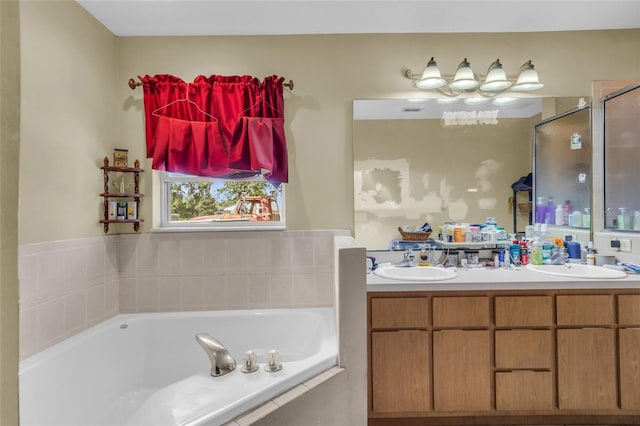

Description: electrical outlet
[620,239,632,252]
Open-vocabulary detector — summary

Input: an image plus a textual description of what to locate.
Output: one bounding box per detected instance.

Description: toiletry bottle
[519,240,529,265]
[545,196,555,224]
[530,238,543,265]
[586,241,596,266]
[555,204,563,225]
[509,239,521,266]
[582,207,591,228]
[535,196,545,224]
[571,210,582,228]
[563,200,573,226]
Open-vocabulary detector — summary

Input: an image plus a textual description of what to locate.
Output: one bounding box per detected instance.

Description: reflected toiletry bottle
[605,207,617,229]
[582,207,591,228]
[571,210,582,228]
[535,196,545,224]
[555,204,563,226]
[563,200,573,226]
[545,196,554,224]
[618,207,631,230]
[634,210,640,231]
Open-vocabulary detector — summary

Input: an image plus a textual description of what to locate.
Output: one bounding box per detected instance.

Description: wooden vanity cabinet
[368,289,640,425]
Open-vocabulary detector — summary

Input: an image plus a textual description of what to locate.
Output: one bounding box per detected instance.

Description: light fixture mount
[404,57,543,98]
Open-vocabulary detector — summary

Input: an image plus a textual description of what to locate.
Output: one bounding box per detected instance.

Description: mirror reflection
[353,97,569,250]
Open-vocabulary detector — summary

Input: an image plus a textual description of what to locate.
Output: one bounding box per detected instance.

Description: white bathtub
[19,307,337,426]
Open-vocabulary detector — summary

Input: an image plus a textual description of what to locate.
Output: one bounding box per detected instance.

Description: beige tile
[135,234,157,271]
[19,307,38,360]
[64,291,87,334]
[226,239,248,272]
[227,275,249,308]
[248,275,271,307]
[181,239,204,275]
[292,273,315,305]
[104,239,119,279]
[157,239,181,276]
[204,276,227,308]
[158,277,182,310]
[86,284,106,324]
[18,254,38,308]
[105,279,119,315]
[272,383,308,407]
[86,243,105,283]
[203,239,227,273]
[313,237,334,268]
[37,298,65,348]
[118,240,137,277]
[182,276,205,308]
[36,250,67,303]
[137,277,159,310]
[64,247,88,294]
[270,274,293,307]
[246,238,270,272]
[221,421,240,426]
[119,278,136,311]
[315,272,334,306]
[235,401,279,426]
[270,238,292,272]
[292,238,314,270]
[303,366,343,390]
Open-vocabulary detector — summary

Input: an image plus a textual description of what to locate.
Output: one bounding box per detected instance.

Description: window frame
[160,172,286,231]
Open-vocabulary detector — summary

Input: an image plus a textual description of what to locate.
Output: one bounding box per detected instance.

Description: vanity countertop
[367,265,640,292]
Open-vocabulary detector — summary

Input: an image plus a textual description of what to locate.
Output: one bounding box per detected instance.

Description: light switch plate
[620,239,632,252]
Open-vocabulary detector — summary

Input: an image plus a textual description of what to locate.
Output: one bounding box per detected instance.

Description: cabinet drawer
[432,296,489,327]
[495,330,553,369]
[371,297,429,329]
[619,295,640,325]
[556,295,614,326]
[495,296,553,327]
[496,371,554,411]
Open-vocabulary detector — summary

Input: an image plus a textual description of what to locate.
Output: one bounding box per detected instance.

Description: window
[161,172,285,230]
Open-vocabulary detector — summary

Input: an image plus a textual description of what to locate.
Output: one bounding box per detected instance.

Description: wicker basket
[398,227,432,241]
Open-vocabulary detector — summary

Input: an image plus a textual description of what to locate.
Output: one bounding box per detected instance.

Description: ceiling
[77,0,640,37]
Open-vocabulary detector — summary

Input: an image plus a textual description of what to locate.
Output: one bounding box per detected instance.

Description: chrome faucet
[195,333,237,377]
[395,249,416,267]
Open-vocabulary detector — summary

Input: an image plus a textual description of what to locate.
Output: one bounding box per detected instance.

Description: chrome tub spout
[195,333,237,377]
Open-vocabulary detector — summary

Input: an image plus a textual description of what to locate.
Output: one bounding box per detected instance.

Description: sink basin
[525,263,627,279]
[373,265,457,282]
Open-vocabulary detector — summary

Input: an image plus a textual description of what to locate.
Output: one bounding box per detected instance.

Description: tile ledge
[228,366,345,425]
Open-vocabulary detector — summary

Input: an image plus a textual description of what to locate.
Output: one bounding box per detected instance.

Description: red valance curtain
[140,74,288,184]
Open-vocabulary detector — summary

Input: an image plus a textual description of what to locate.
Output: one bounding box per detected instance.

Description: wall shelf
[100,157,143,233]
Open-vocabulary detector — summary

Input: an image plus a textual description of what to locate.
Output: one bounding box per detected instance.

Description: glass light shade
[448,58,479,91]
[492,97,518,106]
[511,60,544,91]
[416,57,446,89]
[464,97,491,105]
[479,59,512,92]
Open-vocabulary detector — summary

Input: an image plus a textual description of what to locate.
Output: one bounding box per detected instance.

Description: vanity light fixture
[404,57,544,97]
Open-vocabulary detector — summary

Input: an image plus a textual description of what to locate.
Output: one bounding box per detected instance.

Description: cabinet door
[556,295,614,326]
[620,328,640,409]
[495,329,552,369]
[496,371,554,411]
[371,297,428,329]
[432,296,489,327]
[433,330,491,411]
[371,330,430,413]
[557,328,617,409]
[495,296,553,327]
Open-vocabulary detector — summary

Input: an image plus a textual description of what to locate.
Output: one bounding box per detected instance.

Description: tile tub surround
[19,230,350,360]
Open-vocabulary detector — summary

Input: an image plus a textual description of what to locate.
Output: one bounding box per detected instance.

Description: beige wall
[354,116,536,249]
[1,1,20,424]
[19,0,117,245]
[116,30,640,236]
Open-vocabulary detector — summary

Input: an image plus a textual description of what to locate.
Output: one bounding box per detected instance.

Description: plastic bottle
[571,210,582,228]
[519,240,529,265]
[509,239,521,266]
[586,241,596,266]
[545,196,555,224]
[555,204,563,225]
[530,238,544,265]
[582,207,591,228]
[535,196,545,224]
[634,210,640,231]
[562,200,573,226]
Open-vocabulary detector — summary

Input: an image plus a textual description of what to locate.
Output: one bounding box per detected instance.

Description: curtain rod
[128,77,294,91]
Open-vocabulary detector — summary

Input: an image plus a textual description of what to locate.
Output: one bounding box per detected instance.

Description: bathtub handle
[195,333,237,377]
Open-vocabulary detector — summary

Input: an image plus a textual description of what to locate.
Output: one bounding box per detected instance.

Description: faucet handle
[265,350,283,372]
[241,350,259,373]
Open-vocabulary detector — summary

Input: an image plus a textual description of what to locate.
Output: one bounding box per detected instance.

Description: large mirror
[353,97,586,250]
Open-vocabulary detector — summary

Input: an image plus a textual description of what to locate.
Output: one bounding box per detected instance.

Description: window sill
[151,225,286,233]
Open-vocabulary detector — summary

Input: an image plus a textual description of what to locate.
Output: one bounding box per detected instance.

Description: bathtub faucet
[195,333,237,377]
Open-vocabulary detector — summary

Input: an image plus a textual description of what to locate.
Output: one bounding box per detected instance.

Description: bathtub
[19,307,337,426]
